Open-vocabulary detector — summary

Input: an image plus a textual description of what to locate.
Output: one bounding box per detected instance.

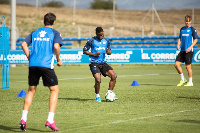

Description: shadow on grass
[140,84,174,86]
[176,96,200,100]
[58,98,94,101]
[0,125,49,132]
[175,119,200,124]
[58,98,109,103]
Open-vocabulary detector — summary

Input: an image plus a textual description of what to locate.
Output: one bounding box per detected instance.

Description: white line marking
[9,73,161,83]
[4,73,178,83]
[60,109,199,132]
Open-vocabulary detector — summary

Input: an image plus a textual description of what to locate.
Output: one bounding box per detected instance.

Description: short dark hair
[44,12,56,26]
[96,27,103,34]
[185,15,192,21]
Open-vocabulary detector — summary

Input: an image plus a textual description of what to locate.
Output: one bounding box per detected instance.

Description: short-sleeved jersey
[179,26,198,52]
[83,36,111,63]
[24,27,62,69]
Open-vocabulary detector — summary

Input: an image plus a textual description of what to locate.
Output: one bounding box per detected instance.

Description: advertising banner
[1,48,200,64]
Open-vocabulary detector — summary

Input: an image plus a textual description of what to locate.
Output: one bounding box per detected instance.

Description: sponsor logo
[182,34,189,36]
[194,50,200,62]
[39,30,47,37]
[95,47,105,50]
[34,30,50,41]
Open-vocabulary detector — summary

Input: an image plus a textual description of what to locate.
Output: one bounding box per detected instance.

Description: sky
[16,0,200,10]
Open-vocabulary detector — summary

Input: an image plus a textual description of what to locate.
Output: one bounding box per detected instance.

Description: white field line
[60,109,199,132]
[8,73,177,83]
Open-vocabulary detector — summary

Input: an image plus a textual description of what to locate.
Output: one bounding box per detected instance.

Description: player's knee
[111,74,117,81]
[95,78,101,84]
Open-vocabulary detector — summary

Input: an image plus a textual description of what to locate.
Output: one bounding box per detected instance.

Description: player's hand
[94,52,100,57]
[186,47,191,53]
[176,45,180,50]
[57,60,63,67]
[106,48,111,55]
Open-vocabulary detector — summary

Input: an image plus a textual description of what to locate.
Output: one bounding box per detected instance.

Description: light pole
[72,0,76,25]
[113,0,115,26]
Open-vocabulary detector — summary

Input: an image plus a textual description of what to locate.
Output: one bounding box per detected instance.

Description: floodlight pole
[112,0,115,26]
[11,0,16,51]
[192,8,194,25]
[151,3,154,32]
[72,0,76,25]
[35,0,38,11]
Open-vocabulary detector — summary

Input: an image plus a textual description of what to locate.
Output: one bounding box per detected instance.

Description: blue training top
[83,36,111,63]
[179,26,198,52]
[24,27,62,69]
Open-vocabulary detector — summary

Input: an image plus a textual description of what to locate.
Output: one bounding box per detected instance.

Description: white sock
[96,93,100,98]
[47,112,55,124]
[179,73,185,81]
[108,90,112,93]
[189,77,193,83]
[21,110,28,122]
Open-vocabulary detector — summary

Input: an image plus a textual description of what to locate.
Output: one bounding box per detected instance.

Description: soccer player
[175,15,198,86]
[83,27,118,102]
[20,12,62,131]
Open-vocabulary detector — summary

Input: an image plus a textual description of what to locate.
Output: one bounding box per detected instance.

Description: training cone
[17,90,27,97]
[130,80,140,86]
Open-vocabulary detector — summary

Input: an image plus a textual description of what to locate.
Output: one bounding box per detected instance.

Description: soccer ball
[105,91,115,102]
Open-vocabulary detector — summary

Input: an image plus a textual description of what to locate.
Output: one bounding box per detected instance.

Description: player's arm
[83,38,100,57]
[176,38,181,50]
[21,41,30,61]
[106,38,111,55]
[83,50,100,56]
[22,32,33,61]
[54,43,62,66]
[186,39,198,53]
[186,28,198,53]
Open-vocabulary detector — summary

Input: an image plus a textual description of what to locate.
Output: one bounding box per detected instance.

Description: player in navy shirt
[175,15,198,86]
[83,27,118,102]
[20,13,62,131]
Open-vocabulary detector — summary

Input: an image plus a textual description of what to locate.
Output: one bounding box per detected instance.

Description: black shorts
[89,62,113,77]
[28,67,58,87]
[175,51,194,64]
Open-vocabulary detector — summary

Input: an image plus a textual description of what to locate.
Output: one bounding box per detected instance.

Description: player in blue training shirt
[20,13,62,131]
[175,15,198,86]
[83,27,118,102]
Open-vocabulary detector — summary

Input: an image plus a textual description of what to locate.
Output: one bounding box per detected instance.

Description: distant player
[20,12,62,131]
[175,15,198,86]
[83,27,118,102]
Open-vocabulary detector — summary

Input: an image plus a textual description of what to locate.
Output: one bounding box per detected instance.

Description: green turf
[0,64,200,133]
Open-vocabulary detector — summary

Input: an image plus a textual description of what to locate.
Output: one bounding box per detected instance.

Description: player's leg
[101,63,118,100]
[42,68,59,131]
[105,70,117,91]
[20,67,40,131]
[89,63,101,102]
[174,52,187,86]
[20,86,37,131]
[184,52,194,86]
[93,73,102,102]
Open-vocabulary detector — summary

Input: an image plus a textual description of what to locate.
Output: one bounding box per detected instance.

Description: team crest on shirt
[187,30,190,32]
[102,41,106,45]
[39,30,47,37]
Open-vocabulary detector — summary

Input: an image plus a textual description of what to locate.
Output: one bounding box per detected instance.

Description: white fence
[17,24,200,38]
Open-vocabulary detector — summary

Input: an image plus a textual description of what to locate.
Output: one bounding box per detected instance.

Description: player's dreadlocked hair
[96,27,104,34]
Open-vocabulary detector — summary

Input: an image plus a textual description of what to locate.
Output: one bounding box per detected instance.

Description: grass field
[0,64,200,133]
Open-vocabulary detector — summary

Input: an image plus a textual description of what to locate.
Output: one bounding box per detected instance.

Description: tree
[90,0,117,10]
[42,1,65,8]
[0,0,10,4]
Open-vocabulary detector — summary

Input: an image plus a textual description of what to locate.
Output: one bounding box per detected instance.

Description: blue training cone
[17,90,27,97]
[130,80,140,86]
